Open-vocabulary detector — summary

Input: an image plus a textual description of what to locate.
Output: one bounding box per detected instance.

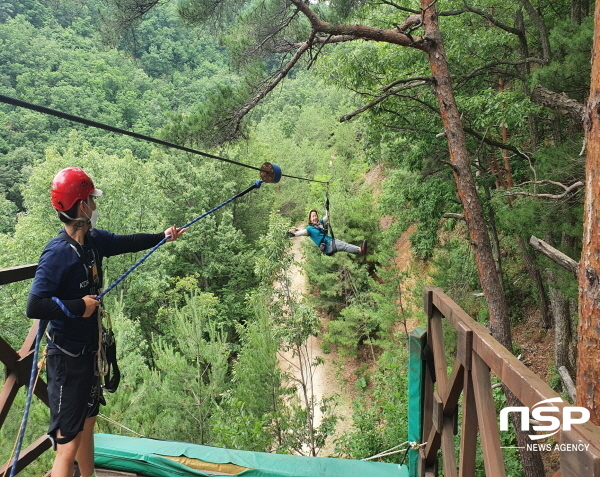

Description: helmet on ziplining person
[50,167,103,211]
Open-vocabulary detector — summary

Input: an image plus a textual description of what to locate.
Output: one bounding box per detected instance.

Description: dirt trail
[277,240,353,456]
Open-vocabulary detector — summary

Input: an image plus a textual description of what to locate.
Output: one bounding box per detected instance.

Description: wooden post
[471,353,506,477]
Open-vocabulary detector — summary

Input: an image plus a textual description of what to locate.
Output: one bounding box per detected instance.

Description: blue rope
[51,296,79,319]
[7,321,44,477]
[97,180,263,300]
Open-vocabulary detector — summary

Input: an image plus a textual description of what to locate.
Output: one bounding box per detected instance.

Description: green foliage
[0,192,17,233]
[429,236,487,319]
[0,1,597,472]
[531,16,593,101]
[488,385,524,477]
[380,168,458,259]
[335,346,409,461]
[325,299,380,358]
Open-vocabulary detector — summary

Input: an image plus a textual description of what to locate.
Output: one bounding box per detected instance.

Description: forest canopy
[0,0,595,475]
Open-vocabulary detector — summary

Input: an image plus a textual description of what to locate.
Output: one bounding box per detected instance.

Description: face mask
[84,200,98,229]
[89,208,98,228]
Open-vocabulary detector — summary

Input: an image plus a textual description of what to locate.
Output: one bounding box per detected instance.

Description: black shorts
[46,349,101,445]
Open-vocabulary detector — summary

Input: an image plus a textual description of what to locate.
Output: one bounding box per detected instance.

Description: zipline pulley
[260,162,281,184]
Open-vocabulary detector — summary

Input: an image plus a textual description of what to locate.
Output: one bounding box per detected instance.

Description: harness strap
[324,187,337,255]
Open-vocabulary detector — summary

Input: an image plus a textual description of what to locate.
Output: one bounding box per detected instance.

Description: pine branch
[339,80,431,122]
[289,0,426,49]
[230,37,314,134]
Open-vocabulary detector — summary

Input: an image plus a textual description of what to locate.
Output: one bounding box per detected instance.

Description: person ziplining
[287,207,367,256]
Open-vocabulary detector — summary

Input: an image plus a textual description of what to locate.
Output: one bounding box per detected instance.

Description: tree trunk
[577,0,600,424]
[530,85,586,124]
[572,0,583,25]
[517,0,552,62]
[515,234,552,329]
[549,282,576,378]
[483,183,503,277]
[422,1,511,349]
[514,9,540,150]
[529,235,579,277]
[421,4,545,476]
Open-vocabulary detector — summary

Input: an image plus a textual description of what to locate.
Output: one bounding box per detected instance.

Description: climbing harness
[6,164,281,476]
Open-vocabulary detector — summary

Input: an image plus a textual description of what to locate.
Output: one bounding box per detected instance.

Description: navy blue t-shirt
[28,228,164,352]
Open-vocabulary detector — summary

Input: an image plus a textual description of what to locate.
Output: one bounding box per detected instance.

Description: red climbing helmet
[50,167,103,211]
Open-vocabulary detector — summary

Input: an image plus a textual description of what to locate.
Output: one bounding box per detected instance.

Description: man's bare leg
[75,416,97,477]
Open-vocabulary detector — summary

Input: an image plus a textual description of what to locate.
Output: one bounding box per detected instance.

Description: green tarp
[407,328,426,477]
[94,433,409,477]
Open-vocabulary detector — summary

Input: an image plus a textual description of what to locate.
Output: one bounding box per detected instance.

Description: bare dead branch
[559,366,577,401]
[339,80,430,122]
[529,235,578,277]
[502,181,584,199]
[443,213,465,220]
[244,8,301,58]
[306,34,332,70]
[230,38,313,133]
[530,85,586,125]
[290,0,427,49]
[516,180,583,190]
[270,34,360,53]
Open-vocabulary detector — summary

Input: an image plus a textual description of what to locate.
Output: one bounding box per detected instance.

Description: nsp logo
[499,397,590,440]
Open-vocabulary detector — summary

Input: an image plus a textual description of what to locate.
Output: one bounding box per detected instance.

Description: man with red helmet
[27,167,184,477]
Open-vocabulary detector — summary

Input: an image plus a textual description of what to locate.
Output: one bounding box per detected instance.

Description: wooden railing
[0,264,52,476]
[416,285,600,477]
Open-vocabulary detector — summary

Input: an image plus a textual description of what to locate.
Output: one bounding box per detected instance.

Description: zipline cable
[0,95,328,184]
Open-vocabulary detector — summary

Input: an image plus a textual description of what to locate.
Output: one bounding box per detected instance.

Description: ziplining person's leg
[327,239,365,255]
